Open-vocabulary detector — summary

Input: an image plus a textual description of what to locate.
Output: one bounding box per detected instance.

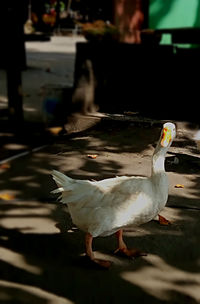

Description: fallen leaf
[48,127,63,135]
[0,163,10,170]
[87,154,98,159]
[0,193,15,200]
[175,184,184,188]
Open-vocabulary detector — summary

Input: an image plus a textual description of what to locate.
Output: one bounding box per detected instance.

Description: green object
[149,0,200,45]
[150,0,200,29]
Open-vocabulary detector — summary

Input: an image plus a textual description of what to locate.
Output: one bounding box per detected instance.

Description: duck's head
[160,122,176,148]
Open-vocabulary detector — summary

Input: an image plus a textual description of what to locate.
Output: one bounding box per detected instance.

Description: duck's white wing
[52,170,147,207]
[51,170,152,237]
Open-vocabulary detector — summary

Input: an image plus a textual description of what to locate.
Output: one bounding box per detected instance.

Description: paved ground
[0,36,85,123]
[0,119,200,304]
[0,37,200,303]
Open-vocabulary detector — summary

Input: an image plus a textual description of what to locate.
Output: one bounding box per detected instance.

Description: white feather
[51,123,176,238]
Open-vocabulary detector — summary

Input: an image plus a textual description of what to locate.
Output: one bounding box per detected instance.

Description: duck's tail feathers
[51,170,73,187]
[51,169,94,204]
[51,170,74,201]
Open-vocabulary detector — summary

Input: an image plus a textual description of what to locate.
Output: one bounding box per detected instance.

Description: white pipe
[0,145,47,165]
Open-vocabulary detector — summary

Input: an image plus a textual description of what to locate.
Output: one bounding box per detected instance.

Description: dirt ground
[0,118,200,304]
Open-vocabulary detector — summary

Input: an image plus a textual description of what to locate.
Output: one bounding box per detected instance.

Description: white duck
[52,122,176,268]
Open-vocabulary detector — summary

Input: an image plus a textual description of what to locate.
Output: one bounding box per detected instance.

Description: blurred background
[1,0,200,131]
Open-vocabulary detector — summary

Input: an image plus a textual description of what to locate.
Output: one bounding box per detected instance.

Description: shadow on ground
[0,120,200,303]
[0,204,199,303]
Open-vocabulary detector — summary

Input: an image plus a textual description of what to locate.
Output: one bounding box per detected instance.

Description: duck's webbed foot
[114,230,147,259]
[157,214,171,226]
[114,247,147,258]
[85,233,111,269]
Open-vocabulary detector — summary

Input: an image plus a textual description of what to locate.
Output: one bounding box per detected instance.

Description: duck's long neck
[151,145,167,176]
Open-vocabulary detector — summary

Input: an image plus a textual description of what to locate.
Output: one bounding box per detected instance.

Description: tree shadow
[166,152,200,175]
[0,202,199,303]
[0,120,200,303]
[0,285,50,304]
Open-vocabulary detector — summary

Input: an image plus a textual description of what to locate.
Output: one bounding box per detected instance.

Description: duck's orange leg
[114,229,147,258]
[85,233,111,269]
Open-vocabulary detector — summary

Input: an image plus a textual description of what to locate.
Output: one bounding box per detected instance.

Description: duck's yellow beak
[161,127,172,147]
